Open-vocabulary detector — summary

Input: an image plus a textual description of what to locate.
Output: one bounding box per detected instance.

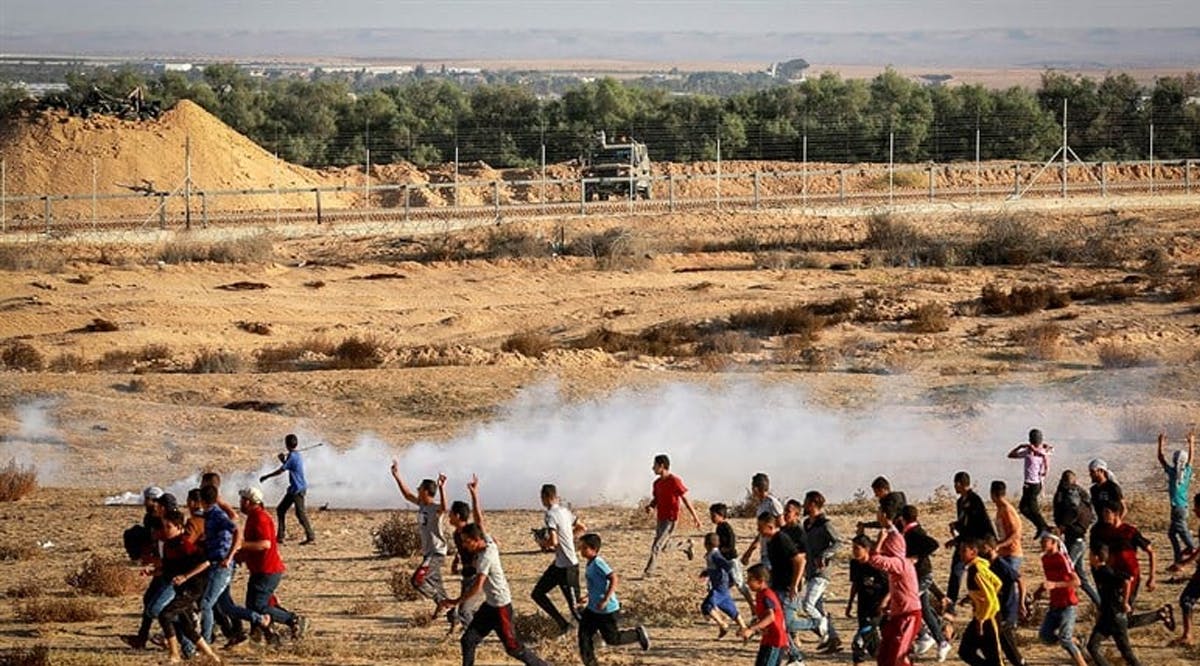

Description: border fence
[0,155,1196,239]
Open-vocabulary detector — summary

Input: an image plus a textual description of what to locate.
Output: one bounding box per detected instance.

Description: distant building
[162,63,194,73]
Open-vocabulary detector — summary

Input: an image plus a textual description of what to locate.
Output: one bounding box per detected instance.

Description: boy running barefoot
[390,461,449,620]
[699,532,747,638]
[575,533,650,666]
[644,454,702,577]
[447,524,551,666]
[739,564,806,666]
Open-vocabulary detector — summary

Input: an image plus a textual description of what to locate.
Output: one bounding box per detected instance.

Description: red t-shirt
[1091,522,1148,580]
[1041,551,1078,609]
[755,588,789,648]
[652,474,687,522]
[239,507,285,575]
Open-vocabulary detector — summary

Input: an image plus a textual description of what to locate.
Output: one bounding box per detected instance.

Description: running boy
[533,483,581,634]
[699,532,747,638]
[156,509,222,664]
[1033,531,1086,666]
[449,523,551,666]
[390,461,449,619]
[739,564,805,666]
[710,502,754,606]
[1158,431,1196,570]
[956,539,1002,666]
[945,472,995,611]
[797,490,841,653]
[1007,428,1052,534]
[1086,544,1175,666]
[846,534,888,665]
[644,454,702,577]
[741,473,784,567]
[447,474,487,631]
[575,533,650,665]
[757,511,808,665]
[1176,492,1200,645]
[867,508,921,666]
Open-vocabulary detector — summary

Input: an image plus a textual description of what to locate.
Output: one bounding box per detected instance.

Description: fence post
[1,159,6,233]
[1012,164,1020,197]
[668,174,675,213]
[1187,160,1192,194]
[404,185,411,222]
[754,171,761,210]
[158,194,167,229]
[580,176,586,215]
[838,170,846,204]
[1100,162,1107,197]
[928,164,935,202]
[44,196,52,234]
[200,192,208,228]
[493,180,501,216]
[315,188,323,224]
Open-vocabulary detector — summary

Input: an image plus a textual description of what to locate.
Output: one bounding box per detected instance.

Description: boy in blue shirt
[1158,432,1196,570]
[699,531,748,638]
[576,533,649,666]
[259,433,316,545]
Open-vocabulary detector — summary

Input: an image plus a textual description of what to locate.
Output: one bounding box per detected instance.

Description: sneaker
[224,633,249,649]
[914,634,937,655]
[682,540,695,561]
[1162,604,1177,632]
[291,614,310,640]
[816,615,829,640]
[299,538,316,546]
[119,635,146,650]
[818,636,842,654]
[785,660,806,666]
[937,642,952,662]
[636,625,650,651]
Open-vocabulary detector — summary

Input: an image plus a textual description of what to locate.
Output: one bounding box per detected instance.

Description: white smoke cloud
[150,378,1120,511]
[1,398,66,483]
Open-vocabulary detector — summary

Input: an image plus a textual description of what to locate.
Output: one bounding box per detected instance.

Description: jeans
[793,576,837,642]
[1169,504,1196,563]
[277,490,315,542]
[773,588,807,662]
[918,573,946,645]
[246,572,296,626]
[136,576,176,642]
[200,563,234,643]
[1067,538,1100,607]
[947,546,967,603]
[1040,605,1081,658]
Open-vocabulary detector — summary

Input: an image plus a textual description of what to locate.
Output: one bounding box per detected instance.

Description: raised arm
[1158,432,1169,468]
[1189,431,1196,470]
[1007,444,1028,459]
[389,460,420,505]
[436,473,448,515]
[467,474,485,530]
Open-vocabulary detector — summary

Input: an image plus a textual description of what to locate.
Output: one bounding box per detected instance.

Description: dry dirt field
[2,200,1200,665]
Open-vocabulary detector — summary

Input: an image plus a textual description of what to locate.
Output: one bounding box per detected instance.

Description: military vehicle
[583,131,652,200]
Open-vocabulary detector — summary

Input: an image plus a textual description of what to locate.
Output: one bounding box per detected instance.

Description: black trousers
[1087,613,1147,666]
[578,609,639,666]
[958,617,1003,666]
[1018,483,1049,534]
[530,562,580,628]
[277,490,315,541]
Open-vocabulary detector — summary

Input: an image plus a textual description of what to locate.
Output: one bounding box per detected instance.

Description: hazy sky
[2,0,1199,34]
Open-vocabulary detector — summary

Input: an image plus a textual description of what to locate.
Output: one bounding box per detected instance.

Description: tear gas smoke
[158,379,1120,510]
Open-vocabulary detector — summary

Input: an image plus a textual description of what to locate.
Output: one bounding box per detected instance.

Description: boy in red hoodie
[867,508,922,666]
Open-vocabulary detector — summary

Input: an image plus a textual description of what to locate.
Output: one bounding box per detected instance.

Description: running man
[643,454,702,577]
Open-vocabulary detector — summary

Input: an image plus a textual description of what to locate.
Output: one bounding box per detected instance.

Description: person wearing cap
[1088,459,1125,517]
[232,487,308,643]
[1008,429,1052,534]
[1157,431,1196,570]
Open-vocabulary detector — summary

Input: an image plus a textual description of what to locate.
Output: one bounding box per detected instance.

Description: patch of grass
[255,337,337,372]
[65,555,140,597]
[863,212,956,267]
[0,541,40,561]
[6,581,44,598]
[513,612,561,643]
[0,459,38,501]
[190,348,242,374]
[2,342,44,372]
[1017,323,1064,361]
[0,244,68,272]
[697,330,762,355]
[1068,282,1138,303]
[866,170,925,190]
[0,644,51,666]
[728,303,827,339]
[331,335,386,369]
[981,284,1070,316]
[502,331,555,358]
[906,303,950,333]
[485,228,553,259]
[157,234,274,264]
[564,228,648,270]
[48,354,91,373]
[1097,341,1152,369]
[622,584,699,628]
[1140,247,1172,277]
[373,514,422,558]
[388,568,421,602]
[347,596,385,615]
[16,598,101,623]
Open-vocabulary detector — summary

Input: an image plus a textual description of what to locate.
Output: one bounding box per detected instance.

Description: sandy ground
[2,202,1200,664]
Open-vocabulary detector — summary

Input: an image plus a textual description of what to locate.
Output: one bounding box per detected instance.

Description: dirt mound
[0,100,355,219]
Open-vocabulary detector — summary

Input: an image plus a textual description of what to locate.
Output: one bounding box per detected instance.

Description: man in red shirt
[643,454,702,577]
[1089,502,1156,604]
[235,487,308,642]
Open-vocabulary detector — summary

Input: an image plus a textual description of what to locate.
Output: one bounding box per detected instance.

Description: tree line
[4,65,1199,168]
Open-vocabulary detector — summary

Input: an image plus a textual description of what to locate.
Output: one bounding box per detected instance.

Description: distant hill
[2,27,1198,68]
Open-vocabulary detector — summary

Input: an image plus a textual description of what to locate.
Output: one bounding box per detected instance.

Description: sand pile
[0,100,355,219]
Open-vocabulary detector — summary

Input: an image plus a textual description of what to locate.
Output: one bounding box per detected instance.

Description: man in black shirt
[1088,459,1125,517]
[945,471,996,609]
[758,511,808,665]
[1053,469,1099,606]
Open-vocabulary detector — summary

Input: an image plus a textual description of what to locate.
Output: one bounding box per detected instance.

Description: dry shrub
[866,170,926,190]
[0,541,39,561]
[158,234,274,264]
[48,353,90,373]
[256,337,337,372]
[502,331,556,358]
[981,284,1070,316]
[0,244,68,272]
[0,644,51,666]
[388,569,421,602]
[513,612,562,643]
[698,330,762,355]
[1140,247,1172,277]
[1097,341,1151,369]
[864,212,954,267]
[623,584,698,628]
[16,598,101,623]
[1018,323,1064,361]
[926,485,956,513]
[773,334,816,364]
[2,342,44,372]
[573,322,706,358]
[907,303,950,333]
[303,280,326,289]
[66,555,140,597]
[347,597,385,615]
[6,581,44,598]
[190,348,241,374]
[0,459,38,501]
[373,514,422,558]
[1068,282,1138,302]
[235,321,272,335]
[82,317,119,332]
[729,303,827,340]
[97,349,138,372]
[485,228,552,259]
[968,214,1046,266]
[1169,274,1200,302]
[565,228,648,270]
[332,335,385,369]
